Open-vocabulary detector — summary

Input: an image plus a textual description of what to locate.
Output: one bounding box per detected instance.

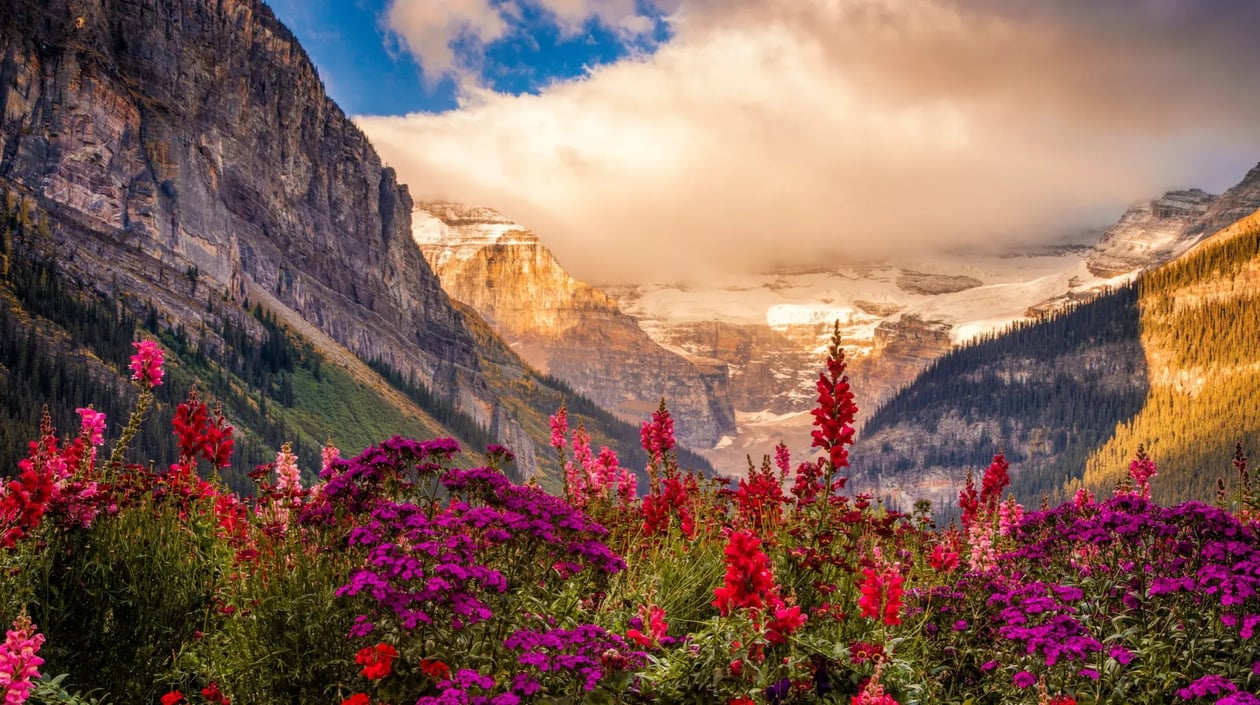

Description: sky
[269,0,1260,284]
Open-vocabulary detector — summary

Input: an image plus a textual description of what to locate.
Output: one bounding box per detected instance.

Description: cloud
[360,0,1260,283]
[385,0,660,84]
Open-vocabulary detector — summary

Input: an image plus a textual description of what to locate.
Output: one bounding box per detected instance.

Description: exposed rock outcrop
[0,0,540,474]
[1086,189,1217,277]
[414,202,736,448]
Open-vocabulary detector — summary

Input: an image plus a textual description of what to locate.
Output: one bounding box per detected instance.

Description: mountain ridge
[412,201,737,449]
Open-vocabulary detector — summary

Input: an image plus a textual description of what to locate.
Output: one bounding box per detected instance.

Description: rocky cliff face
[1087,190,1217,277]
[0,0,539,473]
[413,202,736,449]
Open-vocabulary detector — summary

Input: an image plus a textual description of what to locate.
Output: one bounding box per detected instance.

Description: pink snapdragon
[774,442,791,480]
[0,614,44,705]
[549,404,568,451]
[967,521,997,573]
[76,408,106,446]
[128,340,165,388]
[320,442,340,474]
[998,498,1025,537]
[275,443,302,496]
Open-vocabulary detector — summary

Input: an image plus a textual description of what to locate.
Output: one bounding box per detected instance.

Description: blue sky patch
[267,0,671,116]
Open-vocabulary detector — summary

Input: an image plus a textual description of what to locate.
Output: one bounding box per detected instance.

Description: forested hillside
[852,283,1148,508]
[1082,215,1260,502]
[853,207,1260,510]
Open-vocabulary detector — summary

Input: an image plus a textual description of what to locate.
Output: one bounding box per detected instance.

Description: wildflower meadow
[1,329,1258,705]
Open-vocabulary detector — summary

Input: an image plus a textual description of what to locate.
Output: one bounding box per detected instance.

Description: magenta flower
[76,407,106,446]
[0,614,45,705]
[549,405,568,451]
[1013,671,1037,689]
[128,340,164,388]
[1176,674,1237,699]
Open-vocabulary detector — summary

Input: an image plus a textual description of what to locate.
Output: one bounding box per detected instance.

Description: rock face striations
[413,202,736,449]
[0,0,539,473]
[1087,190,1217,277]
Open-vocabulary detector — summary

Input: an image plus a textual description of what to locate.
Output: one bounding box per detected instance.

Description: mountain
[605,171,1260,472]
[412,201,735,449]
[0,0,709,488]
[607,249,1127,468]
[852,163,1260,510]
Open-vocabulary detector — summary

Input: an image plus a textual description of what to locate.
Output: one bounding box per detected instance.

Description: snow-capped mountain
[603,247,1137,469]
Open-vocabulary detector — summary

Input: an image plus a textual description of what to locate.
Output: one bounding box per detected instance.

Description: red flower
[765,605,807,645]
[200,682,230,705]
[1049,697,1077,705]
[160,691,184,705]
[712,531,778,616]
[626,628,652,647]
[419,658,451,680]
[356,643,400,680]
[857,567,904,626]
[341,694,371,705]
[979,453,1010,512]
[929,544,959,573]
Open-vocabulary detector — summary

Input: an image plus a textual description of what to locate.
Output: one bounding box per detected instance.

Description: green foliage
[11,502,225,702]
[170,531,362,704]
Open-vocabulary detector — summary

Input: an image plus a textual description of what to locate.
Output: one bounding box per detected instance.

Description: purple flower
[1078,668,1100,680]
[1013,671,1037,689]
[981,661,998,672]
[1215,695,1260,705]
[1177,675,1238,700]
[1109,644,1134,666]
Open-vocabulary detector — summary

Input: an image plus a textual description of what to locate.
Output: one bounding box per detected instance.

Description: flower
[549,404,568,451]
[1013,671,1037,689]
[857,563,904,627]
[76,408,106,446]
[340,695,370,705]
[419,658,451,680]
[766,606,807,645]
[200,682,230,705]
[929,544,959,573]
[356,643,399,680]
[161,691,185,705]
[712,531,778,615]
[128,339,164,388]
[1127,446,1157,499]
[1176,674,1237,699]
[0,614,44,705]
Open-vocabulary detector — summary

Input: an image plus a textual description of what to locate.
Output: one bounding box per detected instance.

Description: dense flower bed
[1,329,1258,705]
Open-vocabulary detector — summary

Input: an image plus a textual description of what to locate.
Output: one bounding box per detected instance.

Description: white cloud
[361,0,1260,283]
[385,0,660,84]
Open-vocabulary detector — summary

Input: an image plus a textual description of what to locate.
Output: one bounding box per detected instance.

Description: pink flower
[0,615,45,705]
[76,408,106,446]
[274,443,302,496]
[321,442,341,473]
[1127,446,1157,499]
[128,340,164,388]
[549,405,568,451]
